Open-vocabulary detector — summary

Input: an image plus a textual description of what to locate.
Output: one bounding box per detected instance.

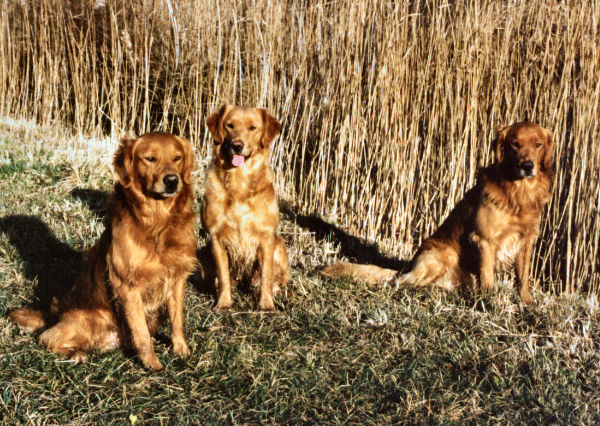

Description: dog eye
[173,155,182,162]
[511,142,519,149]
[248,125,256,131]
[535,141,542,148]
[225,123,234,129]
[145,156,156,162]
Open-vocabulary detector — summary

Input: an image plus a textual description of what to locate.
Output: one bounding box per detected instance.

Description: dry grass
[0,124,599,423]
[1,0,599,293]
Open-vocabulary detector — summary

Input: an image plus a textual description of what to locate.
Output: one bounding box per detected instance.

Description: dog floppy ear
[493,125,509,164]
[177,136,195,185]
[206,104,232,144]
[113,138,137,187]
[541,127,555,171]
[259,108,281,148]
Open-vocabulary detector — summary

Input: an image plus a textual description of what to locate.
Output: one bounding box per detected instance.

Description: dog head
[206,104,281,168]
[114,132,194,198]
[494,122,554,179]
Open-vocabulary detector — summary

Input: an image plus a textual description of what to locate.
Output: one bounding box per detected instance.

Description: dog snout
[519,161,534,175]
[231,141,244,154]
[163,174,179,190]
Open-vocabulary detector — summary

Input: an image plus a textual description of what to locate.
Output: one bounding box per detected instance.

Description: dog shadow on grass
[280,202,411,273]
[0,214,83,311]
[0,189,110,311]
[70,187,109,219]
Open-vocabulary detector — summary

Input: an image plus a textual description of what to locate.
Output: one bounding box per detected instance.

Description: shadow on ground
[70,187,109,219]
[0,215,83,309]
[280,203,411,273]
[2,188,108,310]
[189,242,217,297]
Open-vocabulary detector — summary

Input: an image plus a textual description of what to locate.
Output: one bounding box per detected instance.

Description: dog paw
[520,289,534,305]
[214,298,232,312]
[69,351,88,364]
[140,352,163,371]
[172,339,190,358]
[480,283,493,293]
[259,297,276,312]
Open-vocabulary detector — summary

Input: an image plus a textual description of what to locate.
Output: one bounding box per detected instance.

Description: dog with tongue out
[202,105,291,312]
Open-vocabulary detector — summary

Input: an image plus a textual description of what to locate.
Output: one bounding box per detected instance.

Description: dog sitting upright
[203,105,290,311]
[322,122,554,304]
[9,133,197,370]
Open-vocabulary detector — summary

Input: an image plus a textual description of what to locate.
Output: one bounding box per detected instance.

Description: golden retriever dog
[322,122,554,304]
[203,105,290,312]
[9,133,197,370]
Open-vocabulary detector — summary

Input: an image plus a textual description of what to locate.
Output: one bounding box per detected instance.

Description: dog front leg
[258,238,276,311]
[117,285,163,370]
[212,238,233,311]
[477,238,497,294]
[516,235,535,304]
[167,277,190,357]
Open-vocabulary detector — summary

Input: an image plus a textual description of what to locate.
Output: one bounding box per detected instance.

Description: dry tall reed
[1,0,599,294]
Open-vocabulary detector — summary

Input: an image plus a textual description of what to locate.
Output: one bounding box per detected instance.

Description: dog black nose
[231,141,244,154]
[520,161,534,173]
[163,174,179,188]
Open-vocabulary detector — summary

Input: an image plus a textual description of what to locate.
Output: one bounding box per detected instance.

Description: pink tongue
[232,154,245,167]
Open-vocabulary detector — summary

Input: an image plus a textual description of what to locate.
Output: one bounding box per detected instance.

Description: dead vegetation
[1,0,599,293]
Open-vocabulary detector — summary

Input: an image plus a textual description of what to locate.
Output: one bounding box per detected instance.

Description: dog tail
[320,262,400,287]
[9,307,49,332]
[322,251,460,292]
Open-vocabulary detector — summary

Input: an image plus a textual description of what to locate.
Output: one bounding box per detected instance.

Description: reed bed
[1,0,598,294]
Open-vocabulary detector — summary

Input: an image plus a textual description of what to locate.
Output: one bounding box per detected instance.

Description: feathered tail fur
[320,262,400,286]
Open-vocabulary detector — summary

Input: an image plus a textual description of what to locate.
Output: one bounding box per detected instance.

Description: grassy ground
[1,123,599,424]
